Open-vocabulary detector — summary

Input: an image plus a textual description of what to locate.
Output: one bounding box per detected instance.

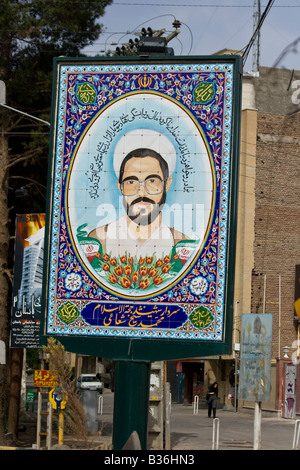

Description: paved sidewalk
[18,389,299,451]
[170,404,298,450]
[96,393,298,451]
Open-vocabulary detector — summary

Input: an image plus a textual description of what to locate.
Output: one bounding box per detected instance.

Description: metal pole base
[112,360,150,450]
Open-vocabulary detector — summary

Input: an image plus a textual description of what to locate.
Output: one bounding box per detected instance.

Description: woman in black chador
[207,382,218,418]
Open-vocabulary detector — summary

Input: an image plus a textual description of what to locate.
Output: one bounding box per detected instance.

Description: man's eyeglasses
[120,175,165,196]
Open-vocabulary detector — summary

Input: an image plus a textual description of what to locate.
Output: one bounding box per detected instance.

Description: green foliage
[43,338,89,441]
[0,0,112,216]
[26,348,40,374]
[1,2,115,440]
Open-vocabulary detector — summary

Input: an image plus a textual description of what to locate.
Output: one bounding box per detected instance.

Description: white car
[76,374,103,393]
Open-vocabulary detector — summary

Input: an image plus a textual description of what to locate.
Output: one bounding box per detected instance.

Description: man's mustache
[129,196,156,206]
[124,192,167,225]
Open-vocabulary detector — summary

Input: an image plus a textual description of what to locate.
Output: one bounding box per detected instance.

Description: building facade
[167,66,300,414]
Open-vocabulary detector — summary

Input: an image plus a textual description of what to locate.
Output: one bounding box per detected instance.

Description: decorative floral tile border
[45,60,237,342]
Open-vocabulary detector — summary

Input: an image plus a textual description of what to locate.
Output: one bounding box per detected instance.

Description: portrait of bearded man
[89,129,192,261]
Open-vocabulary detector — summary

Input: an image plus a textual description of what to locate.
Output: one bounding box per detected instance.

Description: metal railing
[212,418,219,450]
[98,394,103,415]
[193,395,199,414]
[293,420,300,449]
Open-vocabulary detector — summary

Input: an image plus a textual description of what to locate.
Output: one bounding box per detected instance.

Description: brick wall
[251,111,300,358]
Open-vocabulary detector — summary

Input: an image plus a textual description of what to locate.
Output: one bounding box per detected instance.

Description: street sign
[49,387,68,410]
[239,314,273,402]
[26,390,35,411]
[26,390,35,401]
[34,370,58,388]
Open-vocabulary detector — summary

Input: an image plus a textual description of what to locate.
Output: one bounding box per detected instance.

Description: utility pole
[243,0,274,69]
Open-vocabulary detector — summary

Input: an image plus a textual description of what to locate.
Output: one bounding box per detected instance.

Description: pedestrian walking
[207,382,218,418]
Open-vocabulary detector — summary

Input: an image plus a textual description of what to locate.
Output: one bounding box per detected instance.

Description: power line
[111,2,299,7]
[0,3,298,19]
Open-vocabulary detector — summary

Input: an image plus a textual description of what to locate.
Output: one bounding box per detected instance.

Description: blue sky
[83,1,300,73]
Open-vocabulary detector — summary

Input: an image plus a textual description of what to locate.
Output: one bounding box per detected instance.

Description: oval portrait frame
[65,91,216,299]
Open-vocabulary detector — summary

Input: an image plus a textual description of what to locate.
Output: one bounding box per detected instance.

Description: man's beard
[124,192,167,226]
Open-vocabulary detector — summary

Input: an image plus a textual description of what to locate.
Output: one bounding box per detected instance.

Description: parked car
[76,374,103,393]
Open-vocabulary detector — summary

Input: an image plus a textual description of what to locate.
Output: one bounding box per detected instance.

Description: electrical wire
[102,14,193,55]
[109,14,173,52]
[111,3,297,7]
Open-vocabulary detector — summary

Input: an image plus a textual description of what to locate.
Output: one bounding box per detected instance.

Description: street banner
[10,214,45,348]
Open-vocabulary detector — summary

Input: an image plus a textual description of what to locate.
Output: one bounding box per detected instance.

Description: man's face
[118,156,172,226]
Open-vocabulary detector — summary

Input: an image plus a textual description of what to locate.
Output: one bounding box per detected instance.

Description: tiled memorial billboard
[42,56,241,358]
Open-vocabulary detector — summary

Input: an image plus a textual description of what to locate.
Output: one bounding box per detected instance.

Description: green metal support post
[113,360,151,450]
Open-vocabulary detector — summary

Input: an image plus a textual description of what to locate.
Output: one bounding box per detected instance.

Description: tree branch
[9,175,46,190]
[7,147,46,169]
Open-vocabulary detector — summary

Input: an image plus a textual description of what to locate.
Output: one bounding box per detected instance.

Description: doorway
[182,361,205,403]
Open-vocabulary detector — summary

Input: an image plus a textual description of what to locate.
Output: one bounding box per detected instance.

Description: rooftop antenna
[243,0,274,68]
[252,0,261,75]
